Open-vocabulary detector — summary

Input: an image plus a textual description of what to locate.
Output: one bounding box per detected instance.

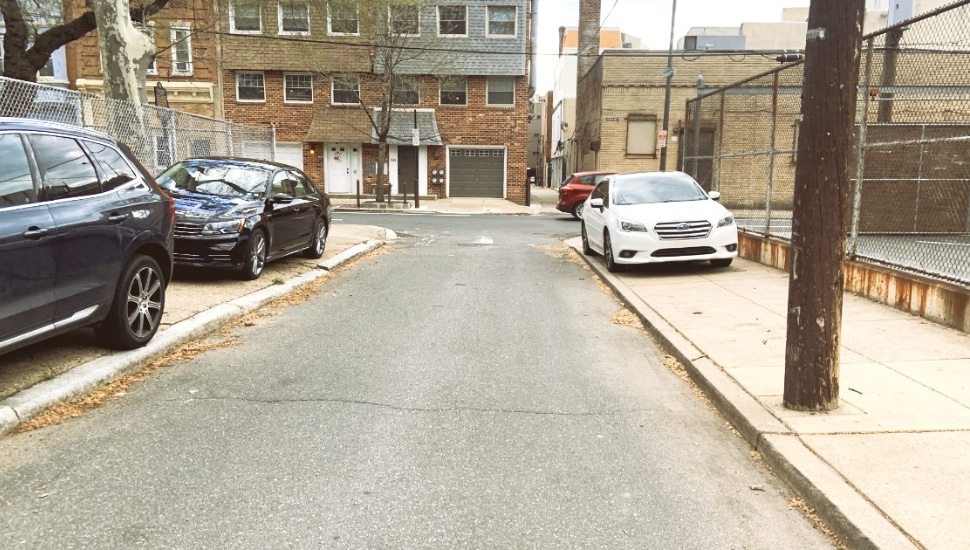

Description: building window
[328,4,359,35]
[627,114,658,156]
[438,5,466,36]
[332,75,360,104]
[155,135,173,169]
[389,5,419,35]
[486,76,514,106]
[279,2,309,34]
[487,6,516,37]
[236,71,266,102]
[284,73,313,103]
[230,1,262,33]
[137,26,157,75]
[439,76,466,105]
[393,80,419,105]
[171,26,192,75]
[38,58,55,78]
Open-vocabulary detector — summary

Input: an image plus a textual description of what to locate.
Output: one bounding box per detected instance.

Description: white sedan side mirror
[589,197,604,210]
[708,191,721,201]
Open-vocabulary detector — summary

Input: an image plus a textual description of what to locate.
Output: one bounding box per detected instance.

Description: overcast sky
[534,0,812,93]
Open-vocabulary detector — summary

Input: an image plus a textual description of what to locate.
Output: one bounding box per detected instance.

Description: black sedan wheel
[97,255,165,349]
[302,218,328,259]
[240,230,267,280]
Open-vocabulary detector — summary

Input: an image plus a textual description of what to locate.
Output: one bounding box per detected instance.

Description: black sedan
[156,157,331,280]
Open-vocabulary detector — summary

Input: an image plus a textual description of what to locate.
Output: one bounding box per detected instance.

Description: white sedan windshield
[613,175,707,205]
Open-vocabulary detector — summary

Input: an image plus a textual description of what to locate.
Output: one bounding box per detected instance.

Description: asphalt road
[0,212,833,548]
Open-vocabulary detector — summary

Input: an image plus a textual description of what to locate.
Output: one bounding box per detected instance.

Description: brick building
[217,0,532,204]
[574,51,782,177]
[66,0,219,124]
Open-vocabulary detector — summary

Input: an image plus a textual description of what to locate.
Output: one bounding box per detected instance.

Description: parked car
[556,170,618,219]
[0,118,175,355]
[581,171,738,272]
[156,157,331,280]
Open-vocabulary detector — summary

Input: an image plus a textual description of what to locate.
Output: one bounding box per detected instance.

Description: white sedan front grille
[654,220,713,240]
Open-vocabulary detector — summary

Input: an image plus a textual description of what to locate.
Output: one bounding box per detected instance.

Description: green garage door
[449,148,505,198]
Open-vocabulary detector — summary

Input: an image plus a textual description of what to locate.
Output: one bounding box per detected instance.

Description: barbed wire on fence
[682,0,970,287]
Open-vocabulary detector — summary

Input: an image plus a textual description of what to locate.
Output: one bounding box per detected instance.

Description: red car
[556,171,619,219]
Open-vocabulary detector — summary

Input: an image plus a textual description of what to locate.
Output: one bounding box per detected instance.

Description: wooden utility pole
[783,0,866,411]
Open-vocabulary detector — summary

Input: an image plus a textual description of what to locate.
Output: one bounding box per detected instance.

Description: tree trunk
[376,140,387,203]
[92,0,155,158]
[93,0,154,104]
[783,0,866,411]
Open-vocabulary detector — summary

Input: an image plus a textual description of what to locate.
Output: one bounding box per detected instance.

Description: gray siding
[376,0,527,76]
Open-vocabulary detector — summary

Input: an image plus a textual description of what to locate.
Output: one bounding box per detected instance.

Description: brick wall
[65,0,216,116]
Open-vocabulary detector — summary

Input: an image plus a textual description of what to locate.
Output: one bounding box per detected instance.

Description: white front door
[325,143,360,194]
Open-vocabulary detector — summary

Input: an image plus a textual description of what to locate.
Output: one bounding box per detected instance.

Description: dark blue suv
[0,118,175,355]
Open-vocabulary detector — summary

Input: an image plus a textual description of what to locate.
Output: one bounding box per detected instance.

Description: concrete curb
[564,237,913,550]
[0,239,387,440]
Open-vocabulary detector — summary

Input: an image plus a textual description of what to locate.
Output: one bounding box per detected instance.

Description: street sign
[658,130,668,149]
[412,128,420,146]
[662,67,677,79]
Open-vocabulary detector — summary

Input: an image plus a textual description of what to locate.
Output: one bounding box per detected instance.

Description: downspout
[529,0,539,98]
[213,0,224,119]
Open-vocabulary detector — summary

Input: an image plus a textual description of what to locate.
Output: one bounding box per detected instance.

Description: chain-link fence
[683,0,970,287]
[0,76,276,174]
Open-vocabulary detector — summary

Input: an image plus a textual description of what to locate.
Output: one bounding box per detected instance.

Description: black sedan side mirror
[272,193,294,203]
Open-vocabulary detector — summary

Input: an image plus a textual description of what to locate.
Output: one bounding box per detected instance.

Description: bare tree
[783,0,866,411]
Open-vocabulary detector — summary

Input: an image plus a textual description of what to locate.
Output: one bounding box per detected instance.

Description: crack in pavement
[164,395,650,417]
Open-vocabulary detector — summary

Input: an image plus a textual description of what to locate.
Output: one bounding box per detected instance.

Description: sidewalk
[330,185,560,215]
[568,240,970,549]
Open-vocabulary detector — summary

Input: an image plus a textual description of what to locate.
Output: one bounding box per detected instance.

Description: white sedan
[581,171,738,272]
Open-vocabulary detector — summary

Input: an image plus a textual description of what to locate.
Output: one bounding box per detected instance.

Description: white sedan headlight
[717,214,734,228]
[617,218,649,232]
[201,219,245,235]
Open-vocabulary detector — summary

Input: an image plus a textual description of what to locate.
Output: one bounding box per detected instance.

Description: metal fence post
[270,122,277,161]
[850,38,876,257]
[692,75,703,180]
[715,91,725,193]
[764,71,779,236]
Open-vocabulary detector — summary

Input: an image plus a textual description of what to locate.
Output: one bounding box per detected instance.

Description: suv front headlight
[717,214,735,228]
[201,219,245,235]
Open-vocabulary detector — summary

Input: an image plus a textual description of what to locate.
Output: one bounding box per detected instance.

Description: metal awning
[370,109,443,146]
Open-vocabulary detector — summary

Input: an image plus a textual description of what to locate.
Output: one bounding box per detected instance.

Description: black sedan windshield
[158,161,270,199]
[613,174,708,205]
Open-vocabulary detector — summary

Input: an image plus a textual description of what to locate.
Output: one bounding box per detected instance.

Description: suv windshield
[157,162,270,199]
[613,174,708,205]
